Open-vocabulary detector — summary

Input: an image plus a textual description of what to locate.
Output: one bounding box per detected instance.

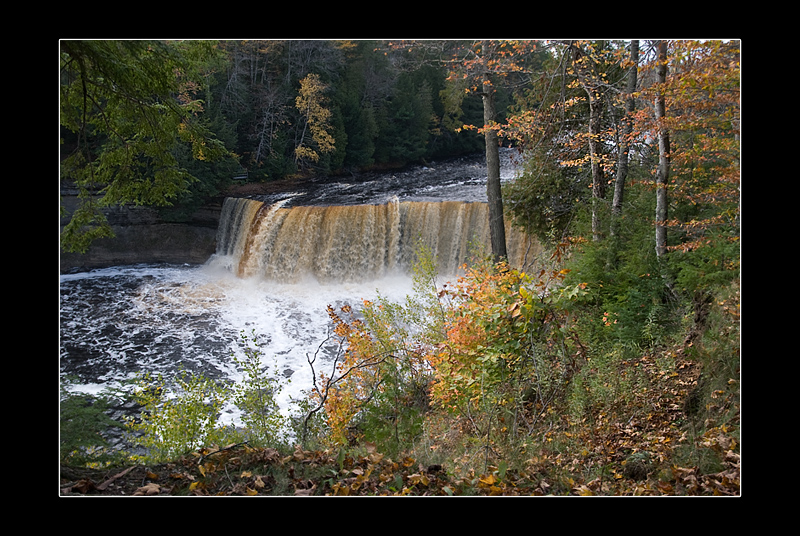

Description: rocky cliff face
[59,195,223,272]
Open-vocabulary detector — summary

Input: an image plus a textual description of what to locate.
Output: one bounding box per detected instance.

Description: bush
[125,331,290,463]
[126,369,230,464]
[309,244,444,454]
[231,330,288,448]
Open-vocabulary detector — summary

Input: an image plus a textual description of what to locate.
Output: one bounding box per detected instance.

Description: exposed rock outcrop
[59,195,223,272]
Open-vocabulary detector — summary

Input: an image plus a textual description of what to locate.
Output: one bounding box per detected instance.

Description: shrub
[125,330,292,463]
[310,244,444,453]
[126,369,229,464]
[231,330,288,448]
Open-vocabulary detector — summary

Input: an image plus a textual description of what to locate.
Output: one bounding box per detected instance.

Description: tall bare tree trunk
[654,40,670,259]
[568,41,607,242]
[482,76,507,263]
[611,40,639,236]
[588,92,605,242]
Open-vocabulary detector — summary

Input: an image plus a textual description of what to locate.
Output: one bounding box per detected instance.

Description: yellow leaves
[407,473,430,487]
[474,472,514,496]
[294,145,320,163]
[324,448,442,496]
[479,474,497,486]
[322,302,414,445]
[295,72,335,166]
[425,261,571,411]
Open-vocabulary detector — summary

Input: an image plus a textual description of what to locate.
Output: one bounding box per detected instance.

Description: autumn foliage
[64,242,738,495]
[313,244,589,459]
[61,40,739,496]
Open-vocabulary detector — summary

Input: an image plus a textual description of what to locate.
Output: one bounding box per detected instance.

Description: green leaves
[127,370,229,464]
[60,40,230,253]
[231,330,287,448]
[124,330,287,464]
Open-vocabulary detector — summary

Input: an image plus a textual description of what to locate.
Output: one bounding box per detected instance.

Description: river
[59,149,529,433]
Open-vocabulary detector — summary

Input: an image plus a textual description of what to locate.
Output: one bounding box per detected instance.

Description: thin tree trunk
[482,76,507,263]
[654,40,670,259]
[588,92,605,242]
[611,40,639,236]
[568,41,607,243]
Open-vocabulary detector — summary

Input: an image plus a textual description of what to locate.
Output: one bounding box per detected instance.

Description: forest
[60,39,740,496]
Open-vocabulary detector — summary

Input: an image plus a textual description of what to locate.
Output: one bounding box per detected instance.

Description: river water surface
[59,149,524,429]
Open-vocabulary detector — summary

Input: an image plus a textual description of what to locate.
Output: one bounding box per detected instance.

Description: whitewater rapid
[59,259,418,427]
[59,148,529,430]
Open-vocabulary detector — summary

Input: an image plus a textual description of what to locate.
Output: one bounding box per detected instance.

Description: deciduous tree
[446,40,539,262]
[294,72,336,170]
[60,40,229,253]
[654,40,670,259]
[564,40,613,242]
[611,40,639,234]
[500,41,631,246]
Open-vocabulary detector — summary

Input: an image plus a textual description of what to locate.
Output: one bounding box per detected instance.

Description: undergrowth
[60,238,740,496]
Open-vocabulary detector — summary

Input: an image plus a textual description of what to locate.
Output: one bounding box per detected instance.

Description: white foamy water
[59,149,534,430]
[59,259,417,427]
[199,256,420,424]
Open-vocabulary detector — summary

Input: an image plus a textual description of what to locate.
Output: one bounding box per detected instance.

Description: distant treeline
[205,40,498,181]
[61,40,510,226]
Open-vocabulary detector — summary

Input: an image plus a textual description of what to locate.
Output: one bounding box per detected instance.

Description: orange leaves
[320,298,435,446]
[320,304,379,445]
[640,40,740,249]
[601,311,618,327]
[427,262,535,410]
[327,303,360,338]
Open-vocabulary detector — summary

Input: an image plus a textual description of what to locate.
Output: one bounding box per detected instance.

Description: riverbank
[60,321,741,496]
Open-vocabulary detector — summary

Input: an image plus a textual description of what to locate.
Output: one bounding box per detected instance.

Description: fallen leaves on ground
[60,345,739,497]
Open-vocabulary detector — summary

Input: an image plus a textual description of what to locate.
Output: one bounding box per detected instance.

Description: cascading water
[212,196,527,283]
[59,149,540,437]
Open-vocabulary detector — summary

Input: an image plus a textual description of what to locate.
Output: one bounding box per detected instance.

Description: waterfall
[214,197,537,284]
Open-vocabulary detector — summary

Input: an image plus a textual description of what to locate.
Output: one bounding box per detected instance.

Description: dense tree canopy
[60,39,490,253]
[202,39,487,179]
[60,40,234,252]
